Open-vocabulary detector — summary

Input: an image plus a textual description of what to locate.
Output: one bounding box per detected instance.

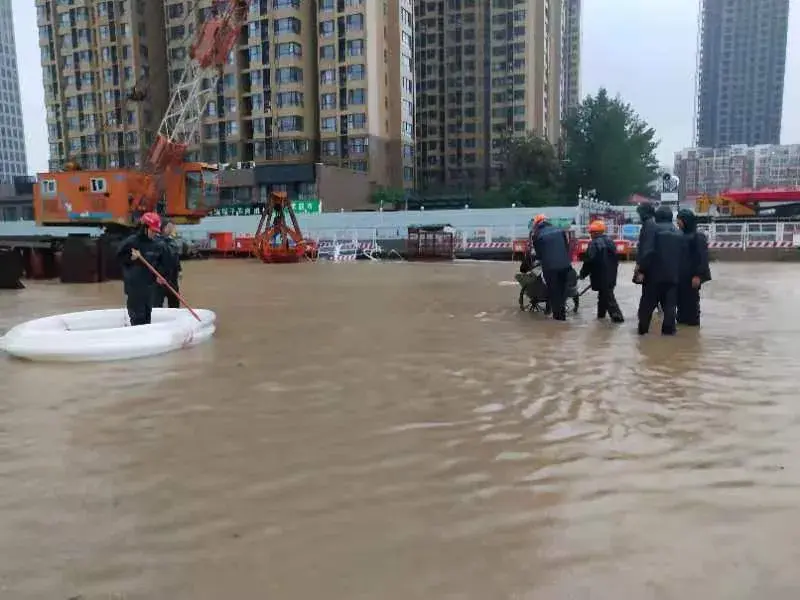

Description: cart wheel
[572,296,580,313]
[518,290,526,311]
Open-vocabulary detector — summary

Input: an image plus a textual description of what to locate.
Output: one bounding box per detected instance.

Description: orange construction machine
[33,0,249,232]
[253,192,317,263]
[696,188,800,221]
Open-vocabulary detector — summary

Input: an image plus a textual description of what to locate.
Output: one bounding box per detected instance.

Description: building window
[320,93,336,110]
[277,116,303,132]
[319,20,335,37]
[321,117,337,132]
[40,180,57,195]
[276,42,302,58]
[322,140,338,156]
[346,64,365,80]
[347,113,367,129]
[320,69,336,84]
[347,89,366,105]
[274,17,301,35]
[349,137,368,153]
[276,91,304,107]
[319,44,335,60]
[89,177,107,193]
[345,14,364,31]
[276,67,303,83]
[346,40,364,56]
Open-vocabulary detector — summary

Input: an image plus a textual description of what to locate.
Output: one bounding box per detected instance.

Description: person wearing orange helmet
[578,219,624,323]
[117,211,168,326]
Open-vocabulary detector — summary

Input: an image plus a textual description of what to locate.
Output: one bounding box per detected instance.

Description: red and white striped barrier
[464,242,512,249]
[705,241,794,248]
[744,241,794,248]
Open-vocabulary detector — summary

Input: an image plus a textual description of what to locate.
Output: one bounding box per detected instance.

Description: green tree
[474,132,564,208]
[369,186,406,209]
[562,88,659,204]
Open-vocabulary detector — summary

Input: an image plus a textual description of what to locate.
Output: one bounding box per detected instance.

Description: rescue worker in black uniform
[531,217,573,321]
[633,201,656,285]
[154,221,182,308]
[117,212,167,326]
[636,205,683,335]
[676,208,712,326]
[579,219,624,323]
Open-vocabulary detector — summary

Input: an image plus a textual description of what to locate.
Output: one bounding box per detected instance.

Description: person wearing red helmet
[578,220,624,323]
[116,212,168,326]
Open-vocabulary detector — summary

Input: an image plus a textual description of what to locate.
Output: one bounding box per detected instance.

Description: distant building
[413,0,565,193]
[695,0,790,147]
[674,144,800,200]
[560,0,580,121]
[0,176,34,221]
[0,0,27,184]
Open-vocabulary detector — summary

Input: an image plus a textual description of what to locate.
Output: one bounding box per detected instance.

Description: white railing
[182,221,800,251]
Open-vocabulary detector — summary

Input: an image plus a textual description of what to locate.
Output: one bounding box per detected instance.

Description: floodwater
[1,260,800,599]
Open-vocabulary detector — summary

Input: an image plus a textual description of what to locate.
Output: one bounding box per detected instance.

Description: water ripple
[2,261,800,598]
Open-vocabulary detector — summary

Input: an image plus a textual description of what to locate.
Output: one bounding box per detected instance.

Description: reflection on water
[2,260,800,599]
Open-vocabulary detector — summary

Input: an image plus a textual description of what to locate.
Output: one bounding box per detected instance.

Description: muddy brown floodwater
[1,260,800,599]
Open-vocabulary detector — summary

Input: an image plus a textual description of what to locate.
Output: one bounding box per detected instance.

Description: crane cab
[33,163,221,228]
[164,162,220,224]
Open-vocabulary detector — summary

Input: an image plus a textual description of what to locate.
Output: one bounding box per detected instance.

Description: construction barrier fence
[182,221,800,256]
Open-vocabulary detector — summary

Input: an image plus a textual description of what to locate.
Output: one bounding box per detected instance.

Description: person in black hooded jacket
[676,208,711,326]
[633,201,657,285]
[531,219,572,321]
[636,205,683,335]
[579,219,624,322]
[153,221,182,308]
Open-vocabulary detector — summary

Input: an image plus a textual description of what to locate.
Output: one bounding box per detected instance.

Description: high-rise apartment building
[695,0,790,147]
[0,0,28,184]
[414,0,564,193]
[37,0,412,195]
[37,0,168,172]
[317,0,415,189]
[164,0,318,170]
[559,0,580,120]
[165,0,414,193]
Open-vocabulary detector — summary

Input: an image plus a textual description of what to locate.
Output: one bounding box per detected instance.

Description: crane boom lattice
[146,0,250,175]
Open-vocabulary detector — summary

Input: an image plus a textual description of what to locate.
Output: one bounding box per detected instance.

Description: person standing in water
[676,208,711,326]
[154,221,183,309]
[579,220,624,323]
[636,205,683,335]
[532,216,573,321]
[633,201,656,285]
[117,212,167,326]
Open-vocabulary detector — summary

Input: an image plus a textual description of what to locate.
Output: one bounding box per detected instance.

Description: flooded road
[2,259,800,599]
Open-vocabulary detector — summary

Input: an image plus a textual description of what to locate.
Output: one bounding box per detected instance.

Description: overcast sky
[10,0,800,174]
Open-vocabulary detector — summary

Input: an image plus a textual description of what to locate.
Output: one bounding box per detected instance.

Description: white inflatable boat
[0,308,216,362]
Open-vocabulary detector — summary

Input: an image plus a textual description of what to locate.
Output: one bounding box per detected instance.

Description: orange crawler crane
[252,192,318,263]
[33,0,250,231]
